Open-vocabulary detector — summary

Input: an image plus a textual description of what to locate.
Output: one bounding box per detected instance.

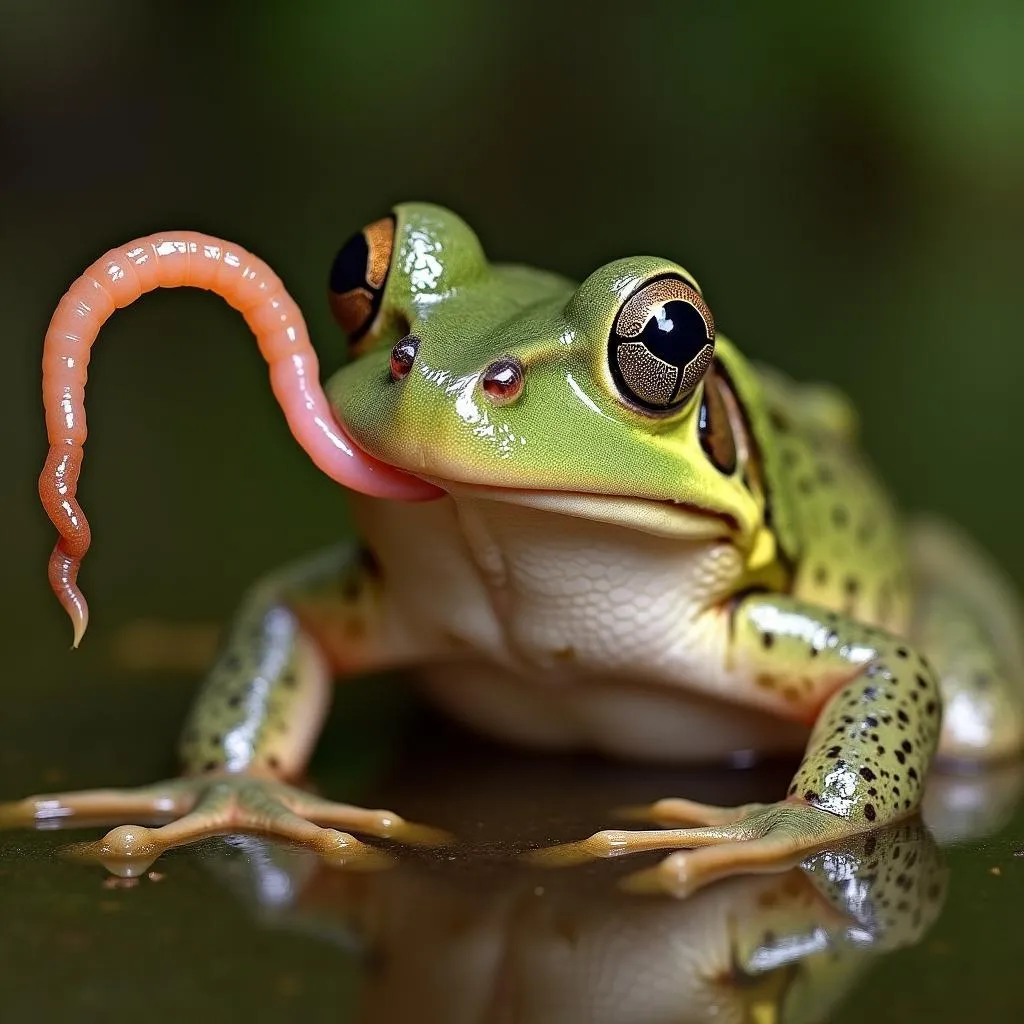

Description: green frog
[7,203,1024,896]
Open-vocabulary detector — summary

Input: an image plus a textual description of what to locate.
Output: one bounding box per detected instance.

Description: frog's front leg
[0,544,446,872]
[538,594,942,897]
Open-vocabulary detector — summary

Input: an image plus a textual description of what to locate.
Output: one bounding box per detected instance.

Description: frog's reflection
[216,824,943,1024]
[198,726,999,1024]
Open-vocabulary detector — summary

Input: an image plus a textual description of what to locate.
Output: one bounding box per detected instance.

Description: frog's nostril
[482,357,524,406]
[389,335,420,381]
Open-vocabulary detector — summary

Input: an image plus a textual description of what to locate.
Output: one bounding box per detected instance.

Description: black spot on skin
[908,767,919,781]
[844,576,860,596]
[865,716,879,728]
[895,750,906,765]
[926,700,937,716]
[897,709,910,724]
[860,766,877,781]
[915,674,929,689]
[804,790,819,802]
[864,803,877,821]
[896,646,909,659]
[762,632,774,649]
[902,740,913,753]
[826,745,842,758]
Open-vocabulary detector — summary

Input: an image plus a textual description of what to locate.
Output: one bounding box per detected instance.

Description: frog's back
[750,362,912,634]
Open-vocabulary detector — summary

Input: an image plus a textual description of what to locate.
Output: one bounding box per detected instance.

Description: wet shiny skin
[8,202,1024,895]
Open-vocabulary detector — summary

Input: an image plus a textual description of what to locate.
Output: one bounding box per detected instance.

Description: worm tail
[41,231,439,648]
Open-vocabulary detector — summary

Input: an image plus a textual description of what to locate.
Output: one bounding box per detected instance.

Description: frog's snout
[390,331,525,409]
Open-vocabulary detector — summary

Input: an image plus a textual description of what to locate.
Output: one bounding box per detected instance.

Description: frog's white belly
[356,494,808,762]
[417,664,808,762]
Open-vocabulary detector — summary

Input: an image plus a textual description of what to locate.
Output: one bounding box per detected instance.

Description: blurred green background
[5,1,1024,631]
[2,1,1024,1020]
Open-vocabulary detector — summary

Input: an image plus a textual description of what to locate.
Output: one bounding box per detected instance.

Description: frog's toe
[0,782,191,830]
[533,800,868,897]
[622,834,812,898]
[613,797,769,827]
[281,790,452,847]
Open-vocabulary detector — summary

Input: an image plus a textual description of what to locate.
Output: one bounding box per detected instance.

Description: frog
[7,202,1024,896]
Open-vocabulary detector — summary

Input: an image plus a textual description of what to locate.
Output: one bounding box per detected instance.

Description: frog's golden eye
[328,214,396,343]
[608,274,715,413]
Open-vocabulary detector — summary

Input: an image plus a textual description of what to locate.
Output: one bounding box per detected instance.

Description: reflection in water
[196,733,969,1024]
[211,823,945,1024]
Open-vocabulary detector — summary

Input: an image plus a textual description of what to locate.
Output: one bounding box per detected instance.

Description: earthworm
[40,231,440,648]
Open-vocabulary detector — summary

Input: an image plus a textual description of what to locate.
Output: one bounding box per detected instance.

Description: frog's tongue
[39,231,443,649]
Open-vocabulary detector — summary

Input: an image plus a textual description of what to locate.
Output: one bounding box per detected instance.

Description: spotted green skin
[321,203,1022,846]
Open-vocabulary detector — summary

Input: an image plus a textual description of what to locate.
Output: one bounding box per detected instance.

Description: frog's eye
[328,214,396,343]
[608,274,715,413]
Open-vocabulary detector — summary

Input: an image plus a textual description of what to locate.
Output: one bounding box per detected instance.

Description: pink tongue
[268,352,441,500]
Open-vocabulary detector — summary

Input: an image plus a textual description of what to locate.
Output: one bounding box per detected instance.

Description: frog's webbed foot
[531,798,871,898]
[0,775,450,876]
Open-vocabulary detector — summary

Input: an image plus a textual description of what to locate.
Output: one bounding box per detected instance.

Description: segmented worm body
[40,232,440,648]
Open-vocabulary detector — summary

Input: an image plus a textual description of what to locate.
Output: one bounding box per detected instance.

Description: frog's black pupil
[329,230,369,297]
[636,300,708,364]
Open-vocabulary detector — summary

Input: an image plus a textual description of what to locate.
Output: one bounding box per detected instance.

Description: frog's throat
[428,479,738,543]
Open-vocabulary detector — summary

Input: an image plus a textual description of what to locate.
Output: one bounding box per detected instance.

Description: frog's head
[325,203,771,554]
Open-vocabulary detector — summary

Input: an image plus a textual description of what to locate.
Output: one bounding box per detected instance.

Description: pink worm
[40,231,442,648]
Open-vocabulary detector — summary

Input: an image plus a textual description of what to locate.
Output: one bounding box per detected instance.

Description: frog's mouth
[419,477,739,542]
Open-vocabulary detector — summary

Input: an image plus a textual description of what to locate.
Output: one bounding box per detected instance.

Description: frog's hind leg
[907,514,1024,763]
[907,515,1024,840]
